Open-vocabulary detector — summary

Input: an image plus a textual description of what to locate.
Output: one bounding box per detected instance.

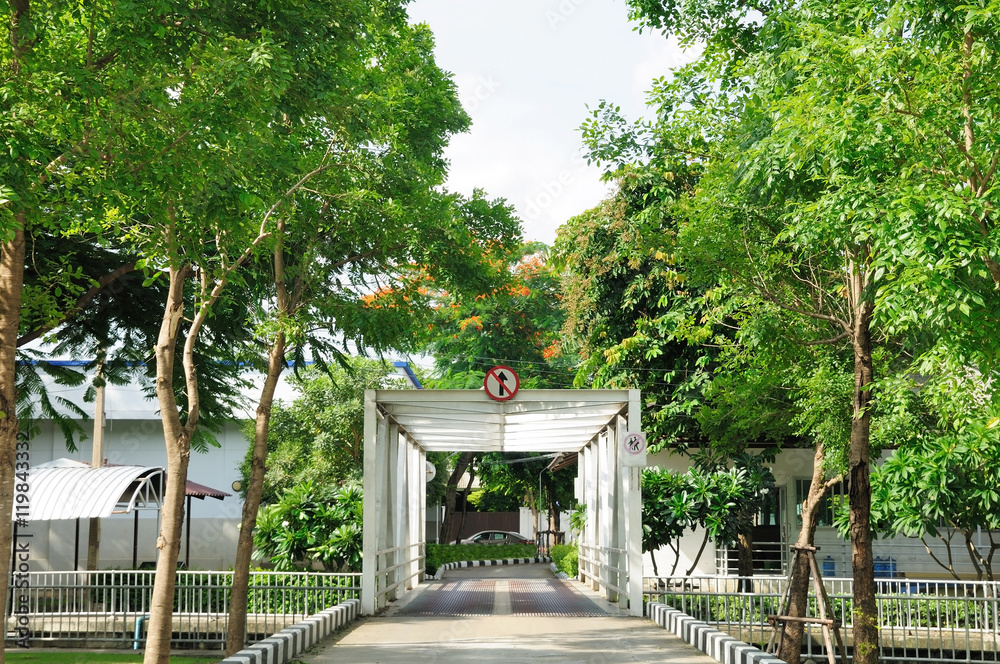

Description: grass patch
[6,653,220,663]
[425,543,536,575]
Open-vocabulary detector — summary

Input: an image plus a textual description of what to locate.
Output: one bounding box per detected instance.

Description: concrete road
[297,564,720,664]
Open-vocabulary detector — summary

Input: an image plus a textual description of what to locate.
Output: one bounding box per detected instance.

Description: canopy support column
[613,414,627,611]
[626,389,643,616]
[361,391,383,615]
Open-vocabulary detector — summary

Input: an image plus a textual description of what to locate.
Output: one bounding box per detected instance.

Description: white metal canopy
[362,387,645,617]
[374,388,633,452]
[21,459,164,521]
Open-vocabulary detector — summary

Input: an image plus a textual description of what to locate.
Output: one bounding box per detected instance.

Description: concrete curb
[647,602,783,664]
[218,598,360,664]
[432,556,552,580]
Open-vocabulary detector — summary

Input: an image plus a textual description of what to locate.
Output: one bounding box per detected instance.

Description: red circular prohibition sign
[484,365,520,401]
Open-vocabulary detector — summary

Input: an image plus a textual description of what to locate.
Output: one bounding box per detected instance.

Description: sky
[407,0,699,245]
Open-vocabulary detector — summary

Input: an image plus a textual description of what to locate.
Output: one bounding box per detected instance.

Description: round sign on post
[622,431,648,467]
[484,365,519,401]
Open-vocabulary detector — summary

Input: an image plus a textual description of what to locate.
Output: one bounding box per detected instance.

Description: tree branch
[16,261,138,347]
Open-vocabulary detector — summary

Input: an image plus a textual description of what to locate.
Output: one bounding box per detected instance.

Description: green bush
[550,543,578,577]
[425,543,536,575]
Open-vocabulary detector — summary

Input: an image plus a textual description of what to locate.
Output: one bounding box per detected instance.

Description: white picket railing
[5,570,360,649]
[645,575,1000,664]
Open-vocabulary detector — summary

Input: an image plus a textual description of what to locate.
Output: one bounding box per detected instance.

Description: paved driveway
[298,564,721,664]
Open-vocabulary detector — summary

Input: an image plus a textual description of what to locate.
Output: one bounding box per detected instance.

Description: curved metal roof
[21,459,164,521]
[375,388,636,453]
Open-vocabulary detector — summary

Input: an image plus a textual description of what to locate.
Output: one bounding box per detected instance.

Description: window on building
[795,478,847,527]
[756,488,783,527]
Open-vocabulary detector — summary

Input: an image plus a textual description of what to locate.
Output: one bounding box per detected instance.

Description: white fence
[5,570,360,649]
[645,575,1000,664]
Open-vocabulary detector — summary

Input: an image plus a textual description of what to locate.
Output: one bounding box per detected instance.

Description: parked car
[457,530,534,545]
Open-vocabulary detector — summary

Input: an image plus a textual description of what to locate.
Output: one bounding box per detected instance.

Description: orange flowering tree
[418,241,575,390]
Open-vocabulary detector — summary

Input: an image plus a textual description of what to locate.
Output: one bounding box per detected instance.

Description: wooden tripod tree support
[766,545,849,664]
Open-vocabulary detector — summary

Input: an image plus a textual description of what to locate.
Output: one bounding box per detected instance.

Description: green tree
[419,242,573,541]
[641,453,775,582]
[860,370,1000,581]
[553,167,713,452]
[237,360,399,503]
[476,452,577,538]
[421,241,574,389]
[224,10,522,652]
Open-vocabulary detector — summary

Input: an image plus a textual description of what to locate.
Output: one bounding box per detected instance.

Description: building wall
[645,447,995,580]
[24,415,246,571]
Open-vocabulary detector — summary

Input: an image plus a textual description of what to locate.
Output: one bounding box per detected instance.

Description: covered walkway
[301,565,720,664]
[362,388,646,616]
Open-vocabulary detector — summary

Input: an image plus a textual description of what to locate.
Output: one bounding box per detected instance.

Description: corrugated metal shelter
[21,460,231,569]
[25,459,164,521]
[20,459,166,570]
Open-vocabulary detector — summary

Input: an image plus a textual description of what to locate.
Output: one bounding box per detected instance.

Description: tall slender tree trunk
[544,481,559,534]
[456,461,477,543]
[848,256,879,664]
[225,219,292,656]
[737,532,754,592]
[144,266,195,664]
[0,222,27,664]
[225,331,285,654]
[780,441,836,664]
[526,487,539,539]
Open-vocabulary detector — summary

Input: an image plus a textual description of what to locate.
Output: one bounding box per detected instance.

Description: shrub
[254,481,363,571]
[550,543,578,577]
[425,543,536,575]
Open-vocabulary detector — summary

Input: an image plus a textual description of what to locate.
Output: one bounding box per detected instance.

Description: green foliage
[860,428,1000,580]
[421,242,573,388]
[253,482,363,572]
[475,452,577,514]
[424,543,536,576]
[550,543,579,577]
[553,167,716,452]
[569,504,587,537]
[466,488,522,513]
[239,360,398,502]
[642,453,775,569]
[425,451,452,506]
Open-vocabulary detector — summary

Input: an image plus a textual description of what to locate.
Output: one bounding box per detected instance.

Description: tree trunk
[685,529,711,576]
[440,452,474,543]
[456,461,476,543]
[779,441,835,664]
[737,532,754,592]
[848,258,879,664]
[544,481,560,534]
[0,221,27,664]
[526,487,539,539]
[144,266,195,664]
[225,330,285,654]
[224,217,292,655]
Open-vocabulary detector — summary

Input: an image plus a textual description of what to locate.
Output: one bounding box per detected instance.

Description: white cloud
[408,0,697,244]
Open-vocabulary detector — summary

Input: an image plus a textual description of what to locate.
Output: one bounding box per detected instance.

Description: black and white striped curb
[432,556,552,580]
[648,602,784,664]
[218,598,360,664]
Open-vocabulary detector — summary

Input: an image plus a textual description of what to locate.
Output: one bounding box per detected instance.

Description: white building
[644,446,994,580]
[24,393,247,571]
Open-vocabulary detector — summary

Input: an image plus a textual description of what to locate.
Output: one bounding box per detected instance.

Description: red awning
[185,480,230,501]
